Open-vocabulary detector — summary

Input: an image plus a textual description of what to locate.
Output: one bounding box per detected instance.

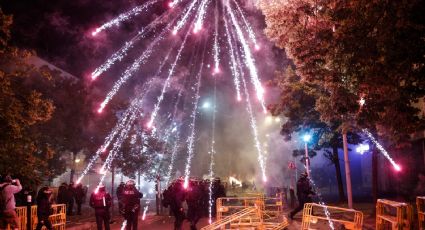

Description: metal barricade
[376,199,413,230]
[7,204,66,230]
[301,203,363,230]
[417,196,425,230]
[6,207,27,230]
[214,194,288,230]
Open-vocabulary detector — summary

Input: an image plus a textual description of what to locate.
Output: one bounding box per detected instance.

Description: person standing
[90,185,112,230]
[67,182,76,215]
[116,182,125,214]
[74,183,85,215]
[289,172,315,219]
[35,186,53,230]
[0,176,22,230]
[121,180,143,230]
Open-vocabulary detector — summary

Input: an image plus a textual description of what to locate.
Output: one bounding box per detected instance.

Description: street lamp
[303,134,312,176]
[356,144,370,155]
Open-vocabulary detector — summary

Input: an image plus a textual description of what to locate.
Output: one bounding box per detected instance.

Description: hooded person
[35,186,53,230]
[289,172,315,219]
[0,175,22,230]
[90,185,112,230]
[121,180,143,230]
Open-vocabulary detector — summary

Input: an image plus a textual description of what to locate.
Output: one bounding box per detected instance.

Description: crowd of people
[57,182,88,215]
[162,178,226,230]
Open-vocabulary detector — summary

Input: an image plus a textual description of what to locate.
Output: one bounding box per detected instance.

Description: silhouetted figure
[57,183,68,205]
[67,182,76,215]
[163,179,186,230]
[36,186,53,230]
[289,172,315,219]
[211,178,226,217]
[74,183,86,215]
[90,185,112,230]
[116,182,125,214]
[186,180,208,230]
[121,180,143,230]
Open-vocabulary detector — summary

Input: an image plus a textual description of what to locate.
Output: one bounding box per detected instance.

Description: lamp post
[303,134,312,177]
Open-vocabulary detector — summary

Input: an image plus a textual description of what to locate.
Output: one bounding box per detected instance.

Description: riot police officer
[121,180,143,230]
[90,185,112,230]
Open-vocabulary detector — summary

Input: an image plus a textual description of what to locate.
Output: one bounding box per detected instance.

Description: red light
[394,164,401,171]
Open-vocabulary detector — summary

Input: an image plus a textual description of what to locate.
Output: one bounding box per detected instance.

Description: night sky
[1,0,294,185]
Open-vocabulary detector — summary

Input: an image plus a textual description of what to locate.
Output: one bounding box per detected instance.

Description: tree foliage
[0,9,56,185]
[261,0,425,144]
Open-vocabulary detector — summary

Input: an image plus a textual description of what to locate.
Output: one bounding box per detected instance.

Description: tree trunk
[372,148,378,206]
[70,152,76,183]
[332,145,346,202]
[342,131,353,209]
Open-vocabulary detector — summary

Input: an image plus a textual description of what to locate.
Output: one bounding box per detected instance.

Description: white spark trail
[208,77,217,223]
[148,26,192,127]
[363,129,401,171]
[193,0,210,33]
[173,0,199,34]
[230,21,267,182]
[226,2,266,112]
[213,2,220,74]
[223,5,242,101]
[98,21,175,112]
[232,0,259,49]
[92,0,159,36]
[183,53,205,189]
[91,11,173,80]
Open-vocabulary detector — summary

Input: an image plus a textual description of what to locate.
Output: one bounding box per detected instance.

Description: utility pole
[342,131,353,209]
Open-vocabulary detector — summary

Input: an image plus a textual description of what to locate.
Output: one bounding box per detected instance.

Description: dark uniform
[211,178,226,217]
[121,181,143,230]
[116,182,125,214]
[36,186,53,230]
[163,180,186,230]
[289,173,315,219]
[90,186,112,230]
[74,184,86,215]
[67,182,76,215]
[186,180,206,230]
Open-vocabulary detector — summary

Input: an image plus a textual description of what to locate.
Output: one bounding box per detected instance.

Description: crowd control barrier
[6,204,66,230]
[301,203,363,230]
[376,199,413,230]
[417,196,425,230]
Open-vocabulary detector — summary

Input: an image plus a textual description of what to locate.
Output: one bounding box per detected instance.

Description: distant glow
[229,176,242,187]
[265,116,273,124]
[75,159,81,163]
[363,129,401,172]
[262,175,267,182]
[274,117,281,123]
[202,101,211,109]
[303,134,312,142]
[356,144,370,155]
[359,97,366,106]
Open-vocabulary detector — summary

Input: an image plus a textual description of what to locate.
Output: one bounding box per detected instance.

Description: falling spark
[231,0,259,49]
[121,220,127,230]
[193,0,210,33]
[306,174,335,230]
[363,129,401,171]
[239,65,267,183]
[78,81,152,184]
[98,23,172,111]
[208,78,217,223]
[223,5,242,101]
[173,0,199,35]
[92,0,158,36]
[213,3,220,74]
[142,205,149,220]
[91,11,173,80]
[226,2,266,112]
[184,59,205,189]
[148,26,191,128]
